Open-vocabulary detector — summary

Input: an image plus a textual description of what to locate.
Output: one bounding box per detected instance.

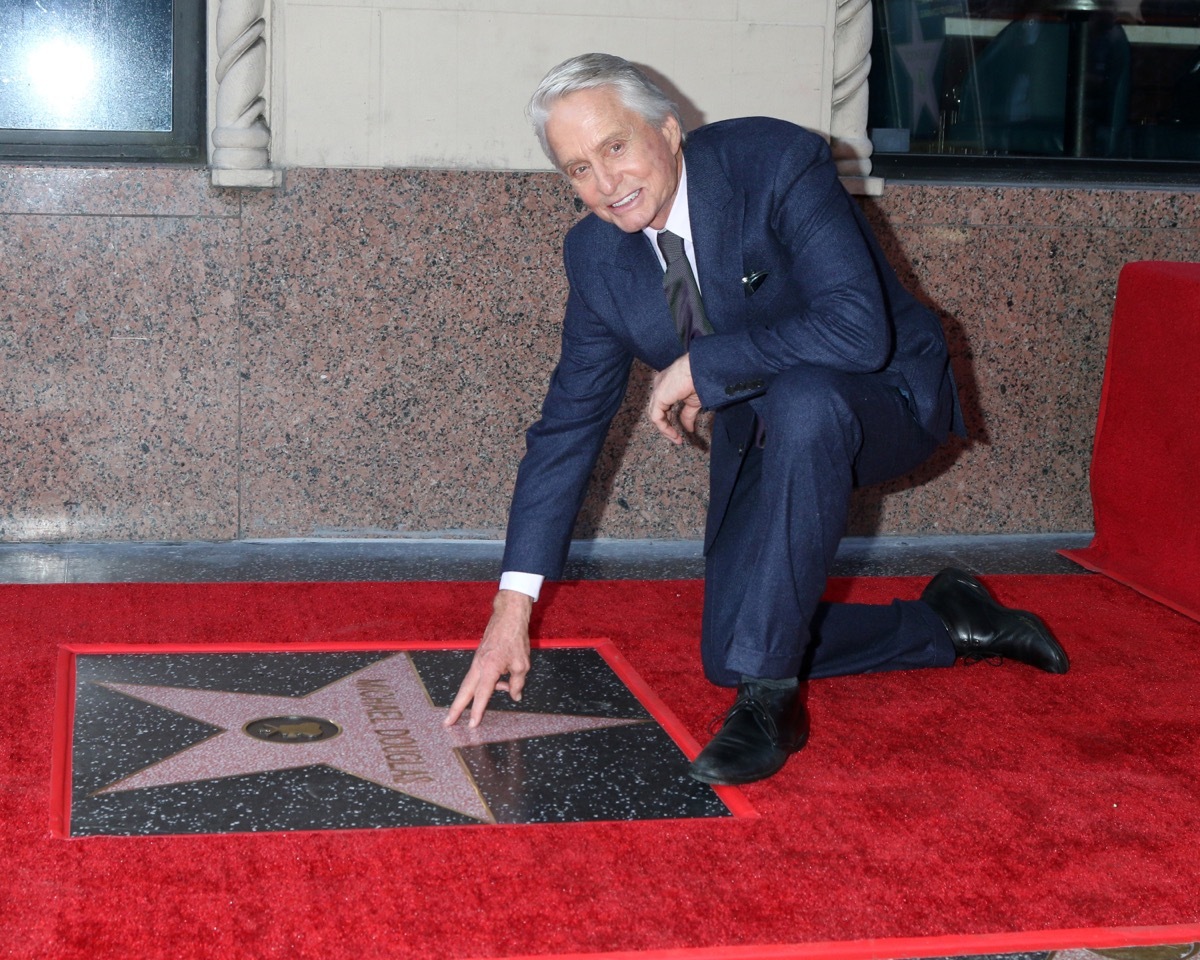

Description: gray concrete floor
[0,532,1093,584]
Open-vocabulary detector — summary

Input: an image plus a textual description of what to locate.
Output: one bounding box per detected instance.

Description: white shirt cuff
[499,571,544,602]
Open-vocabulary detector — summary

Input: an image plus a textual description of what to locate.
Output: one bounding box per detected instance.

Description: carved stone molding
[211,0,281,188]
[831,0,884,196]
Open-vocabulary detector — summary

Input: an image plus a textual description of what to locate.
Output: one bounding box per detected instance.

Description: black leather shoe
[922,568,1069,674]
[689,680,809,785]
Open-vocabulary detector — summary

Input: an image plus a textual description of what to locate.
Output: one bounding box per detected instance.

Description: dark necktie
[659,229,766,447]
[657,229,714,346]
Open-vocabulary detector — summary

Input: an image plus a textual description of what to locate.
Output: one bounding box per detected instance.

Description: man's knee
[761,366,860,451]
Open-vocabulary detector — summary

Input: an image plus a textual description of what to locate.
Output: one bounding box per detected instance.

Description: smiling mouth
[611,189,641,209]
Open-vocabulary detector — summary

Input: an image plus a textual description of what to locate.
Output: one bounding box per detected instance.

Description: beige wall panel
[378,10,460,164]
[282,6,381,167]
[297,0,740,17]
[700,22,827,132]
[372,9,826,170]
[736,0,829,24]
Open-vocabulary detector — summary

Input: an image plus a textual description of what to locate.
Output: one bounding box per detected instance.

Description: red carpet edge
[1059,547,1200,624]
[487,922,1200,960]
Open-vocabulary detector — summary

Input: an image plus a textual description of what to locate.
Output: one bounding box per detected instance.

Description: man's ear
[662,114,683,153]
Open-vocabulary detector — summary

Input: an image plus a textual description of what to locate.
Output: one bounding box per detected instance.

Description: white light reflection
[25,36,96,125]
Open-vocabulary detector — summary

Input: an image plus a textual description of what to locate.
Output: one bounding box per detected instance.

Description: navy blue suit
[503,117,964,686]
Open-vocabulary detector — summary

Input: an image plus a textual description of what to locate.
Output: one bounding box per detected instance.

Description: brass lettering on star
[355,677,434,784]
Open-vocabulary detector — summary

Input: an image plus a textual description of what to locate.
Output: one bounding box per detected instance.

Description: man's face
[544,86,683,233]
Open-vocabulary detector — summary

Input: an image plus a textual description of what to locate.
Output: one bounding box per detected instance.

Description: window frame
[867,2,1200,188]
[870,153,1200,187]
[0,2,205,164]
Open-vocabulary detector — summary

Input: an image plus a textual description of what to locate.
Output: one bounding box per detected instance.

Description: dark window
[0,0,204,163]
[869,0,1200,181]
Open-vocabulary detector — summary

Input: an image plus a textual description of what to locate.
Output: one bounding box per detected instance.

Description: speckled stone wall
[2,165,1196,542]
[0,169,243,540]
[858,186,1200,534]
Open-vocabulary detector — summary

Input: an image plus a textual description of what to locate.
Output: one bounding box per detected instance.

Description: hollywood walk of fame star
[92,653,644,823]
[894,1,944,131]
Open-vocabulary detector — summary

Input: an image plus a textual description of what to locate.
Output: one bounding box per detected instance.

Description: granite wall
[2,165,1196,543]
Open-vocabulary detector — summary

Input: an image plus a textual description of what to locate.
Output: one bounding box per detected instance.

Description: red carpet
[4,576,1200,959]
[1062,261,1200,622]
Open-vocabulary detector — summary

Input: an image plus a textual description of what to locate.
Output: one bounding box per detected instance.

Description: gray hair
[527,53,686,164]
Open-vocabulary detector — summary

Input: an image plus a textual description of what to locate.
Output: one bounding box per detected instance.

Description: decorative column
[211,0,282,188]
[831,0,884,196]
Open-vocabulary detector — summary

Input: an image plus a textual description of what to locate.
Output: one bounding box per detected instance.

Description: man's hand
[443,589,533,728]
[648,354,701,444]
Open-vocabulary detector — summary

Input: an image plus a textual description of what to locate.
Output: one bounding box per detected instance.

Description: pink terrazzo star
[94,654,643,822]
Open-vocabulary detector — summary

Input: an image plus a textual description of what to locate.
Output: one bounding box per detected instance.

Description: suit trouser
[700,364,958,687]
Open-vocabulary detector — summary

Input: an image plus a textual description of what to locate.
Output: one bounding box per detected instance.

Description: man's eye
[571,165,589,179]
[609,142,624,154]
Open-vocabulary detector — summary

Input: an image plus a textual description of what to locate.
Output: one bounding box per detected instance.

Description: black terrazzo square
[55,642,743,836]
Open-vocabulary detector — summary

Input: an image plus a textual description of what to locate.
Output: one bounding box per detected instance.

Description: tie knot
[657,230,686,266]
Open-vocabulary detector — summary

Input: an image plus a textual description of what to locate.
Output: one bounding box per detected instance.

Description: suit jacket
[501,117,962,579]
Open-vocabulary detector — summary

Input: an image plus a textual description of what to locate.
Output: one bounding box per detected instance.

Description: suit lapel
[684,139,743,333]
[598,232,682,368]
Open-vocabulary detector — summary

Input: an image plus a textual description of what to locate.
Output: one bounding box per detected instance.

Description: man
[444,54,1068,785]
